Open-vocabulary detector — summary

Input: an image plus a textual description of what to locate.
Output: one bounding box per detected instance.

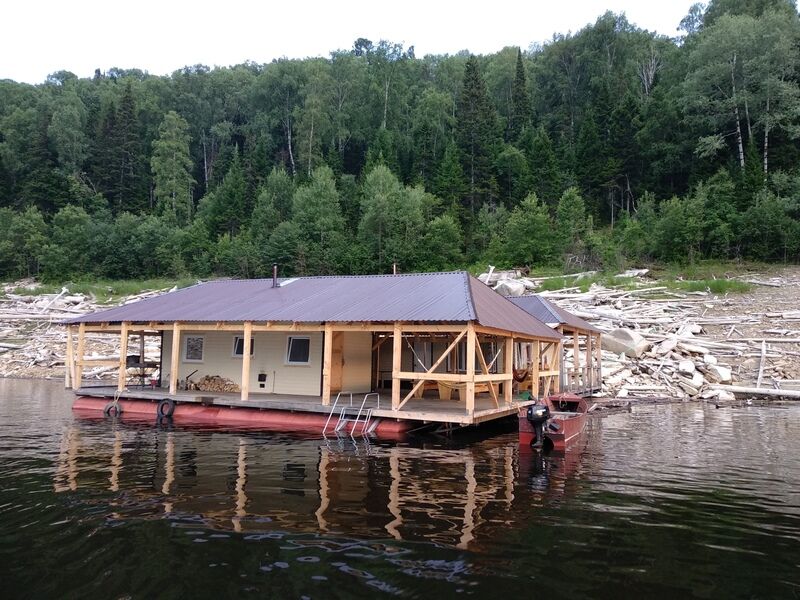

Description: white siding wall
[162,330,323,396]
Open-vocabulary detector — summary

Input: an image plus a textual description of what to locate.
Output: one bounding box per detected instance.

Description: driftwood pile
[187,375,240,393]
[0,279,171,380]
[484,267,800,405]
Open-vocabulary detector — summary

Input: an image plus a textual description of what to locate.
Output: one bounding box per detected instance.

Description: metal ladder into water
[322,392,380,436]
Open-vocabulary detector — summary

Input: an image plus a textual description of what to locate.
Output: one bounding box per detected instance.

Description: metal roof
[509,295,601,334]
[65,272,562,340]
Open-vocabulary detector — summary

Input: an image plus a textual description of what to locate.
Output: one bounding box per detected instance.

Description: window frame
[183,335,205,363]
[232,335,255,358]
[285,335,311,366]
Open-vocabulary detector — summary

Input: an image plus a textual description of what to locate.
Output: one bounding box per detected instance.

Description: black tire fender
[103,402,122,417]
[157,398,175,418]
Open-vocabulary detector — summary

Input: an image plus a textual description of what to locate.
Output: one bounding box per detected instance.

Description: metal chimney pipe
[272,263,278,288]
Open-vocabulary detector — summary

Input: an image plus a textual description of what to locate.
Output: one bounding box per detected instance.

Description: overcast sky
[3,0,694,84]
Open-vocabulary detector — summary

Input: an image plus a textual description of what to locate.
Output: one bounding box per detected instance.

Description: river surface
[1,379,799,599]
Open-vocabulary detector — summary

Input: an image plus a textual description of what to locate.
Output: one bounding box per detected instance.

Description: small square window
[184,335,204,362]
[233,336,254,357]
[286,336,311,365]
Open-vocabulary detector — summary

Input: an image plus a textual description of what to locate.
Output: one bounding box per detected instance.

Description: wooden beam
[396,371,469,382]
[475,373,512,383]
[474,324,557,342]
[117,321,129,392]
[504,336,514,405]
[552,341,562,393]
[475,339,499,408]
[321,323,334,406]
[169,323,181,394]
[586,333,593,391]
[64,325,74,389]
[372,335,389,351]
[74,323,86,391]
[80,321,484,335]
[392,323,402,410]
[397,329,467,409]
[595,333,602,390]
[531,341,540,399]
[465,322,476,416]
[573,330,580,389]
[241,321,253,401]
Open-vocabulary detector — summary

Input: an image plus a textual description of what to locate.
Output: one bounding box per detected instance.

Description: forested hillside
[2,0,800,281]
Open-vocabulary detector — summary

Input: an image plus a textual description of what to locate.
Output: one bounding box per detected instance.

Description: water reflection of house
[53,425,583,549]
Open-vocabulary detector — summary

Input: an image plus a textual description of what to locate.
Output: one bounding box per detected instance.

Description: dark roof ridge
[462,272,478,321]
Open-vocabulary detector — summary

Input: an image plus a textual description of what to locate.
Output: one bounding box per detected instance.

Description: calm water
[1,379,799,599]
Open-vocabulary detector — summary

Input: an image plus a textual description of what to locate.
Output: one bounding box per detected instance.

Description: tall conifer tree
[509,48,531,141]
[455,56,499,214]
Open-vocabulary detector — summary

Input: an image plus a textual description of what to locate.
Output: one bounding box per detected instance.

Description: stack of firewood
[188,375,240,393]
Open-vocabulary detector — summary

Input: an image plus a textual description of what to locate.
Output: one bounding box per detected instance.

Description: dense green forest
[2,0,800,281]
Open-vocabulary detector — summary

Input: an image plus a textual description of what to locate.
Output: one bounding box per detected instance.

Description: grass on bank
[666,278,751,294]
[471,260,758,295]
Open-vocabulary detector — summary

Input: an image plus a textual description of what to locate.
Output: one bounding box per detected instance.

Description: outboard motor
[526,403,551,448]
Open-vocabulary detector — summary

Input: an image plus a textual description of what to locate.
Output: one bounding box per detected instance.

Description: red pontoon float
[73,396,413,439]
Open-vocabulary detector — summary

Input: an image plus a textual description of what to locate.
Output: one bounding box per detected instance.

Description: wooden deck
[75,386,534,426]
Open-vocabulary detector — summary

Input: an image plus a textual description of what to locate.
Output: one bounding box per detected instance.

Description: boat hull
[73,396,412,438]
[518,393,589,451]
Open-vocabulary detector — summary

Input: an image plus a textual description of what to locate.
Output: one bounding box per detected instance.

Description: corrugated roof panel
[509,294,600,333]
[65,272,562,340]
[65,272,475,324]
[468,278,562,340]
[507,295,562,325]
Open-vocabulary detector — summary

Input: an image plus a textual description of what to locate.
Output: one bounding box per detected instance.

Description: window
[232,336,254,357]
[183,335,204,362]
[286,336,311,365]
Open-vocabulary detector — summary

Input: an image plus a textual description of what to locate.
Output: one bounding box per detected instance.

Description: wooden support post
[504,336,514,405]
[240,321,253,401]
[585,333,593,391]
[74,323,86,391]
[117,321,129,392]
[392,323,402,410]
[531,341,540,399]
[465,322,476,417]
[64,325,74,389]
[573,330,580,390]
[169,323,181,394]
[595,334,602,390]
[552,341,561,393]
[322,323,333,406]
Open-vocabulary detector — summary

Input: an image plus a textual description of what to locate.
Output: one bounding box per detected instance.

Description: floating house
[64,272,565,433]
[509,294,602,397]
